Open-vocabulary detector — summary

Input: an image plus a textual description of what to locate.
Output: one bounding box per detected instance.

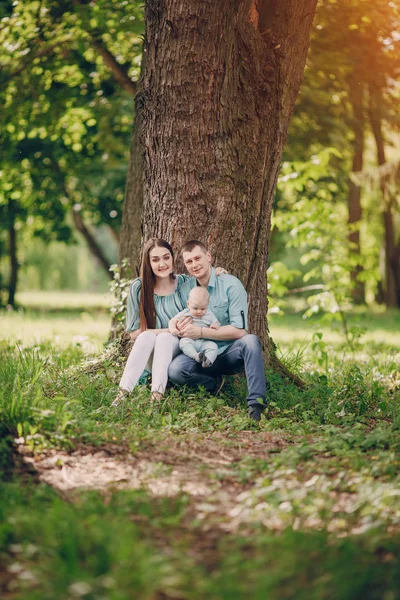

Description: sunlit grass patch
[0,311,110,350]
[16,290,111,310]
[269,309,400,350]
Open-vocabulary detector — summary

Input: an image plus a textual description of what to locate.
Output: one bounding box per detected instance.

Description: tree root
[74,334,305,390]
[265,338,306,389]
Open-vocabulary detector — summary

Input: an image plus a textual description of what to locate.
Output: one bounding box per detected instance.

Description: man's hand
[178,323,202,339]
[210,322,220,330]
[176,316,193,333]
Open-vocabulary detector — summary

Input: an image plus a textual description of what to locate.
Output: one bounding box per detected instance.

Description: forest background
[1,0,400,314]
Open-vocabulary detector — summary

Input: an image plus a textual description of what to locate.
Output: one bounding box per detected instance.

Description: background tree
[0,0,144,305]
[284,0,400,306]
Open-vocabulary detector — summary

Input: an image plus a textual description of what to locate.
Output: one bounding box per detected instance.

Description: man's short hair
[181,240,208,255]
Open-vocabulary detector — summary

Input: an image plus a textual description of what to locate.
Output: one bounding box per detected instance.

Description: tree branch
[89,35,137,97]
[72,209,113,280]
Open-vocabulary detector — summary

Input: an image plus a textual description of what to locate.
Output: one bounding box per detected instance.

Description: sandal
[112,388,130,407]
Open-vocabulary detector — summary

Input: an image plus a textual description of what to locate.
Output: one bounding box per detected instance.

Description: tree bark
[72,209,113,280]
[348,74,365,304]
[7,201,18,308]
[119,109,144,277]
[119,42,147,277]
[368,83,400,307]
[122,0,316,380]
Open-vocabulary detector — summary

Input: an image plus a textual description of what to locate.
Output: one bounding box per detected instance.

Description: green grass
[1,299,400,598]
[16,290,111,310]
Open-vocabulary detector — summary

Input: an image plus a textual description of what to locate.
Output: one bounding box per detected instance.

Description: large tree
[120,0,317,371]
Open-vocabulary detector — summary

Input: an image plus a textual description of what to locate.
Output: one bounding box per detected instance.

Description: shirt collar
[196,266,216,289]
[207,267,217,289]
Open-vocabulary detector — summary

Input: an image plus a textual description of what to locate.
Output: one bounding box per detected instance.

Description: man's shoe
[248,404,265,422]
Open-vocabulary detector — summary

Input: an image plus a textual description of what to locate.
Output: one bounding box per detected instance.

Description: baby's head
[187,287,209,318]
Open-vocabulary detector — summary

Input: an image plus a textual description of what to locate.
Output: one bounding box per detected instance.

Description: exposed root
[266,337,306,389]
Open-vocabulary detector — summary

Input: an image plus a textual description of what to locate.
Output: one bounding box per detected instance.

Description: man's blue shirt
[180,267,248,354]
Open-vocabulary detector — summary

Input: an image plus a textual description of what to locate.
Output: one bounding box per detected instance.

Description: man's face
[182,246,212,280]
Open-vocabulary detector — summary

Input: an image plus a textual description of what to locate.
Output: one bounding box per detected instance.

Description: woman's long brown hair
[139,238,174,330]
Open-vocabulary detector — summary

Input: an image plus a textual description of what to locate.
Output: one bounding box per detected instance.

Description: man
[168,240,267,421]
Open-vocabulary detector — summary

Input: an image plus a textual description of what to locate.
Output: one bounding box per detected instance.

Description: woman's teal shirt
[126,274,192,332]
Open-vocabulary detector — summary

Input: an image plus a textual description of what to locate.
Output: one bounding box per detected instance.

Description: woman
[113,238,224,405]
[113,238,186,405]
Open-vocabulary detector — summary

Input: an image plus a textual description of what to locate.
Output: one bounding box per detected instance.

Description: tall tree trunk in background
[121,0,317,377]
[119,113,144,277]
[7,200,18,308]
[368,83,400,307]
[119,48,146,277]
[348,74,365,304]
[72,209,113,280]
[109,225,120,245]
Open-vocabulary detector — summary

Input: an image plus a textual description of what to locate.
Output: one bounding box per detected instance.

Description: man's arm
[179,323,245,340]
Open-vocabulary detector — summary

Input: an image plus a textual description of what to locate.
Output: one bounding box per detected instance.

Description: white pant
[119,331,180,394]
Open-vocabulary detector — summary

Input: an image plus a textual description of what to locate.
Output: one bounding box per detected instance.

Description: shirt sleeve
[176,275,196,304]
[227,280,248,330]
[174,308,190,321]
[208,311,220,325]
[126,278,141,332]
[177,274,191,283]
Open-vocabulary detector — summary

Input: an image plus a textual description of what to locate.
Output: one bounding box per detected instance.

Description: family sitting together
[114,238,267,422]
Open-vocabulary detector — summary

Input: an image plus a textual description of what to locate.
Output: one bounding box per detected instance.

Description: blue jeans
[168,334,267,407]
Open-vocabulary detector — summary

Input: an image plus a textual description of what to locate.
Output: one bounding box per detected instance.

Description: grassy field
[1,294,400,599]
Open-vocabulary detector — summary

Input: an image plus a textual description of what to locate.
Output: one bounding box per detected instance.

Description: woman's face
[149,246,173,279]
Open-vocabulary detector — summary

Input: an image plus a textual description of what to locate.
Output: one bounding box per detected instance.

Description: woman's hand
[215,267,228,276]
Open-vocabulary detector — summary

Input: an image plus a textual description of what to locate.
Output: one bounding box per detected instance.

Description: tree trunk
[348,74,365,304]
[122,0,316,378]
[72,209,113,280]
[109,224,120,245]
[7,201,18,308]
[368,83,400,307]
[118,111,144,277]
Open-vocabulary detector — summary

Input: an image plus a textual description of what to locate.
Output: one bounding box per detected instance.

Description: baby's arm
[168,317,180,336]
[209,311,220,330]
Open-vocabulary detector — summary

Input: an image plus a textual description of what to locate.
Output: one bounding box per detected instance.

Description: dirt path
[18,432,289,529]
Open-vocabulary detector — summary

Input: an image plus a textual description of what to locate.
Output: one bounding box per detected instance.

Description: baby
[169,287,220,368]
